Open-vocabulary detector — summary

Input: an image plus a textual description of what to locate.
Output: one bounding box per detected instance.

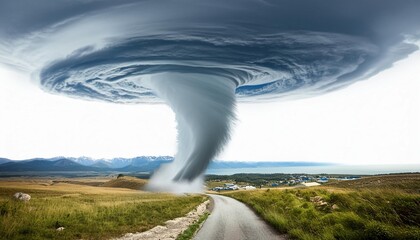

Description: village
[207,174,361,191]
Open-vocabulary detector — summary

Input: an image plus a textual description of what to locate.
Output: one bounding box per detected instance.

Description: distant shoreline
[205,164,420,175]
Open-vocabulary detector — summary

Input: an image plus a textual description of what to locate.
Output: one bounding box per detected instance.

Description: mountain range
[0,156,172,173]
[0,156,330,173]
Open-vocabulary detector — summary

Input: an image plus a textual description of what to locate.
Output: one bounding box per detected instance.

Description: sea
[206,164,420,175]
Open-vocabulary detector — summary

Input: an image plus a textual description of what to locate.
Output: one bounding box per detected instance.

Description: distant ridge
[0,156,331,173]
[0,158,11,165]
[0,156,173,173]
[0,158,99,172]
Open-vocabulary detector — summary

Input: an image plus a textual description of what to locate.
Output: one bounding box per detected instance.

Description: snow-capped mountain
[69,156,173,169]
[0,156,331,173]
[0,156,174,173]
[68,156,97,166]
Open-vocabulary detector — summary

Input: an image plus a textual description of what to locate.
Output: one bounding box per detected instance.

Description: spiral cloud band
[1,0,419,191]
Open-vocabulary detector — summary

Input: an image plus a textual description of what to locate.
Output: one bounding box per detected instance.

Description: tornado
[146,73,236,192]
[0,0,420,192]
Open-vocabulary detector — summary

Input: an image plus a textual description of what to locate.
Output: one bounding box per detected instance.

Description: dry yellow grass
[324,174,420,194]
[0,180,140,195]
[0,177,206,240]
[100,176,147,190]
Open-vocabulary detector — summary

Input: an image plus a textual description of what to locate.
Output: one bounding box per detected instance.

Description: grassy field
[325,174,420,194]
[0,177,206,240]
[225,174,420,240]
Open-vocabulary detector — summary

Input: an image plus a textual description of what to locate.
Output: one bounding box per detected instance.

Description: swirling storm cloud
[1,0,419,192]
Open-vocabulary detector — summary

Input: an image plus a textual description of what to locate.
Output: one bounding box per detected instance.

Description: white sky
[0,48,419,164]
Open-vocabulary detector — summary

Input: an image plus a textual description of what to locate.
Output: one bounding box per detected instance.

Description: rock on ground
[13,192,31,201]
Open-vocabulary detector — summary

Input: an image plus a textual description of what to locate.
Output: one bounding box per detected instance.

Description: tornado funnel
[0,0,420,192]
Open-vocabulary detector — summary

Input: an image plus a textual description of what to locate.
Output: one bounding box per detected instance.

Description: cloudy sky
[0,0,419,167]
[1,46,418,164]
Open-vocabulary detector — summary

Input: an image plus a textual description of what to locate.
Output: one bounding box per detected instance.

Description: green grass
[325,174,420,194]
[226,185,420,240]
[0,179,205,240]
[176,212,209,240]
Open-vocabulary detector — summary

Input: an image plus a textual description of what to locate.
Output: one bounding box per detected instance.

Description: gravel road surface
[194,194,287,240]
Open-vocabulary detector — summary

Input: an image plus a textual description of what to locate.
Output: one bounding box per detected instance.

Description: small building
[224,183,239,190]
[338,176,361,181]
[300,176,311,182]
[317,177,329,183]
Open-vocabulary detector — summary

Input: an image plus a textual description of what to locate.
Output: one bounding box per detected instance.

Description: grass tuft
[176,212,209,240]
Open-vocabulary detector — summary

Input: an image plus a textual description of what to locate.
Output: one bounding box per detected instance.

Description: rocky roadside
[114,199,210,240]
